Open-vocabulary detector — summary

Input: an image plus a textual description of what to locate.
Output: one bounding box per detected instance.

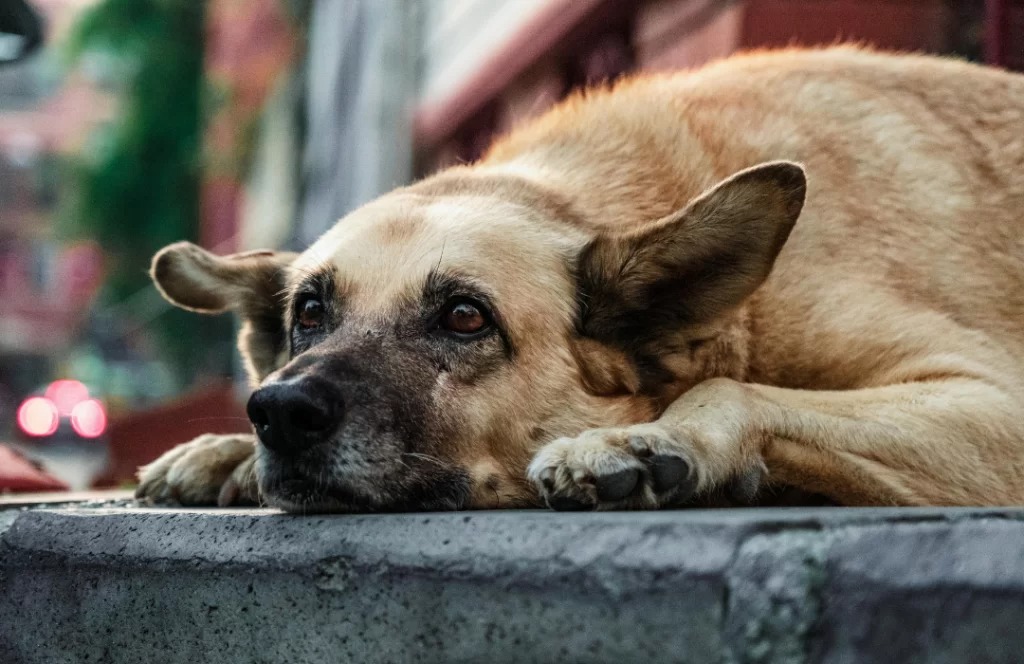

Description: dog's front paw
[135,433,259,507]
[527,425,702,511]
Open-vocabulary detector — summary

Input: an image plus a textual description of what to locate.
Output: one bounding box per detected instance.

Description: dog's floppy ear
[151,242,298,384]
[577,161,806,346]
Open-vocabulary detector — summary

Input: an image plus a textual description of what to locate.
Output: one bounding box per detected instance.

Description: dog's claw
[538,467,557,491]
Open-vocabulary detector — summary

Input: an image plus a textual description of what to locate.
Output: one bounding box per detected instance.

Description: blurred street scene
[1,0,1021,492]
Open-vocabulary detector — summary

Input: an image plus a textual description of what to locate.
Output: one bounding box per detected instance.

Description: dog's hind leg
[528,376,1024,509]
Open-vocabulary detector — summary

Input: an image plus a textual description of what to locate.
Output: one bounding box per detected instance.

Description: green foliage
[63,0,232,386]
[64,0,204,295]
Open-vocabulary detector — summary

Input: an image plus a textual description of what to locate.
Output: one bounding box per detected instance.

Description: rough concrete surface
[2,503,1024,663]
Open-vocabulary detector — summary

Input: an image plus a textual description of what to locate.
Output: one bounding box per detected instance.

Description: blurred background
[0,0,1021,494]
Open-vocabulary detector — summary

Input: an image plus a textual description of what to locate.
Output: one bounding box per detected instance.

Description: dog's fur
[136,47,1024,511]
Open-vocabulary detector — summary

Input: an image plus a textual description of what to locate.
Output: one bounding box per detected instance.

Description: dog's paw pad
[649,454,693,494]
[595,467,641,502]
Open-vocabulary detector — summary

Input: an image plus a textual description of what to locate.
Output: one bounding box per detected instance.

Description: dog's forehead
[292,192,584,311]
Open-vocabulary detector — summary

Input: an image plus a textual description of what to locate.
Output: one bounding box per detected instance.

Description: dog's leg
[135,433,259,507]
[528,376,1024,509]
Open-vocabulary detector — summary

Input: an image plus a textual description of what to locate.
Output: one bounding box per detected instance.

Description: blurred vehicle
[0,442,67,493]
[16,378,108,440]
[0,0,44,67]
[10,378,110,489]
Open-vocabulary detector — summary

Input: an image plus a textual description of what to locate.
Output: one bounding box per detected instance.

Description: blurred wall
[411,0,1001,174]
[291,0,420,249]
[420,0,551,115]
[289,0,573,245]
[251,0,1017,243]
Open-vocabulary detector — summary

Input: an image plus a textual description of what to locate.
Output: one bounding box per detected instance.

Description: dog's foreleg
[529,377,1024,508]
[745,378,1024,505]
[135,433,260,507]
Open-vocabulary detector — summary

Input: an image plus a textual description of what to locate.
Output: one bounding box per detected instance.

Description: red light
[71,399,107,438]
[45,380,90,416]
[17,397,60,437]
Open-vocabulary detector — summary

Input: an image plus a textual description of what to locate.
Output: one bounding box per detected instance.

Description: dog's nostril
[246,397,270,429]
[248,407,269,428]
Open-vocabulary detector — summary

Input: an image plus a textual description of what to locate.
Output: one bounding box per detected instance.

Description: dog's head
[151,161,804,512]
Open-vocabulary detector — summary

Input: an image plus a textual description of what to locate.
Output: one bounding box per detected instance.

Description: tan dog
[135,47,1024,512]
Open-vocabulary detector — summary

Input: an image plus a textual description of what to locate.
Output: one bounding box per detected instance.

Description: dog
[135,46,1024,512]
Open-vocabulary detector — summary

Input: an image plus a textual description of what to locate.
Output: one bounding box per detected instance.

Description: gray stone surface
[2,504,1024,663]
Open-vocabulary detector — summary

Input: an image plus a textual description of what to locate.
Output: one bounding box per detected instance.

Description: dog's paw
[135,433,259,507]
[527,423,766,511]
[527,424,704,511]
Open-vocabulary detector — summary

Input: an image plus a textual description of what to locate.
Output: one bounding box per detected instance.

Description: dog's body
[137,47,1024,511]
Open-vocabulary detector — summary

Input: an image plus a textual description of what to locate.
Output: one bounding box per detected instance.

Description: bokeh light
[45,379,90,415]
[70,399,108,438]
[17,397,60,437]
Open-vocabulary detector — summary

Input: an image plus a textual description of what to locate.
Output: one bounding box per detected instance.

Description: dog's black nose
[246,381,341,454]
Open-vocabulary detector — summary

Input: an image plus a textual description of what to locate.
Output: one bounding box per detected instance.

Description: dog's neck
[647,306,753,409]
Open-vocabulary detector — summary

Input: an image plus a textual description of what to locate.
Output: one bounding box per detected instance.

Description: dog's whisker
[402,452,448,470]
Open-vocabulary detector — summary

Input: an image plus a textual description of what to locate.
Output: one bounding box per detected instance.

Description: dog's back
[485,47,1024,392]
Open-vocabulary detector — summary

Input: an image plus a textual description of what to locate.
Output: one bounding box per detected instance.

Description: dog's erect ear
[151,242,298,384]
[578,161,806,346]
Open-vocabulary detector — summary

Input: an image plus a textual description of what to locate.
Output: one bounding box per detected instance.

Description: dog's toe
[529,425,706,510]
[535,464,598,511]
[649,454,694,495]
[595,467,640,502]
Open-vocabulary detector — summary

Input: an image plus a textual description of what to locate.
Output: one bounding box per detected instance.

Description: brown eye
[298,298,323,329]
[441,300,489,336]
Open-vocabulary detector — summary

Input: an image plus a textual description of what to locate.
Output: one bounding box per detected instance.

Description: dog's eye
[440,299,489,336]
[297,297,324,330]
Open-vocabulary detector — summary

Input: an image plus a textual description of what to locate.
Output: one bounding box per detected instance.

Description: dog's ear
[577,161,806,346]
[151,242,298,384]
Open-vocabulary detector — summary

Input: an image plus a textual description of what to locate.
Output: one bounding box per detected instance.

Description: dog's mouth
[258,457,473,514]
[260,475,366,513]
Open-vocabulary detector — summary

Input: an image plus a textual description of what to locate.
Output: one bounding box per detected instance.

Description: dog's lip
[262,473,473,514]
[257,451,473,513]
[262,477,372,513]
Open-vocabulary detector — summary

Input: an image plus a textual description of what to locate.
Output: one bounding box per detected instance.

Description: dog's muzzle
[243,355,471,513]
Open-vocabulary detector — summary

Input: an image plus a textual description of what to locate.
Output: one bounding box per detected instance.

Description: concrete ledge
[3,504,1024,663]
